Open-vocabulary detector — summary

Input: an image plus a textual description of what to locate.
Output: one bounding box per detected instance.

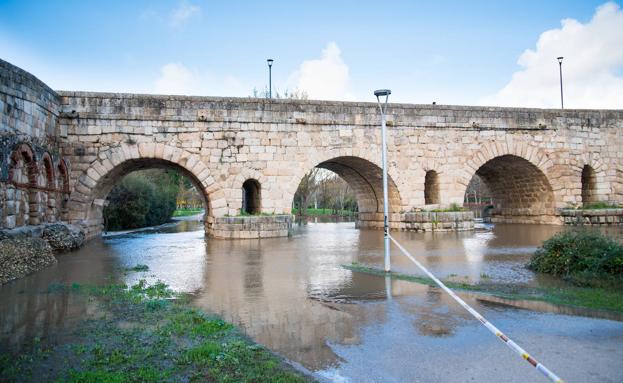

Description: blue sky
[1,0,621,107]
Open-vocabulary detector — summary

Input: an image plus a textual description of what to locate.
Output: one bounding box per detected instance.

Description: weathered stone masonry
[1,59,70,230]
[2,58,622,239]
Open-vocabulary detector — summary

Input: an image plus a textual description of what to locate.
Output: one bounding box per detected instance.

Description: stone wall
[209,215,293,239]
[560,209,623,225]
[0,59,70,229]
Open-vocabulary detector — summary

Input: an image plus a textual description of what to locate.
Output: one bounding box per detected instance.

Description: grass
[123,264,149,272]
[426,203,468,213]
[0,280,311,383]
[343,262,623,313]
[292,208,355,216]
[172,208,204,217]
[565,201,622,210]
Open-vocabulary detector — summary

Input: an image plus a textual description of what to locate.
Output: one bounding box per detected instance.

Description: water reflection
[1,219,623,382]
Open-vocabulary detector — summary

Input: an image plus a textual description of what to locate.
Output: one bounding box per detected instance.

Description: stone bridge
[2,59,622,239]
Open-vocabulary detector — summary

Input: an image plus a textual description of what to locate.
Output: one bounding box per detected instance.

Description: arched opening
[242,179,261,215]
[581,165,597,206]
[424,170,440,205]
[83,158,210,235]
[40,153,56,223]
[292,156,402,227]
[8,144,38,226]
[57,159,70,219]
[463,155,555,223]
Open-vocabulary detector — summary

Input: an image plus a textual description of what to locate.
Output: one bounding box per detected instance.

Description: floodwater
[2,218,623,382]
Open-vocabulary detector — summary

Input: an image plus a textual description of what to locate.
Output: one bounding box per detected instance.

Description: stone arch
[229,168,269,215]
[39,152,56,222]
[462,154,556,223]
[581,165,597,206]
[424,170,440,205]
[574,152,609,205]
[242,179,261,215]
[288,153,404,216]
[57,159,71,220]
[57,159,70,194]
[8,143,38,226]
[68,143,224,237]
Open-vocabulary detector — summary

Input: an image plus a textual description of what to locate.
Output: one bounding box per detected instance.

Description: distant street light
[557,57,564,109]
[374,88,391,273]
[267,59,274,99]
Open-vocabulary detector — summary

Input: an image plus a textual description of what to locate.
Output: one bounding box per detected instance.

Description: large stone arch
[68,143,225,237]
[285,149,406,226]
[455,142,559,223]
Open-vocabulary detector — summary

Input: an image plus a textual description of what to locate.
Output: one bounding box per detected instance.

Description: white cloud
[170,1,201,27]
[481,2,623,109]
[154,63,197,94]
[153,62,250,97]
[288,42,354,101]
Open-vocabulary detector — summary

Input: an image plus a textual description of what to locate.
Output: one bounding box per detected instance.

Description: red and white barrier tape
[388,235,564,383]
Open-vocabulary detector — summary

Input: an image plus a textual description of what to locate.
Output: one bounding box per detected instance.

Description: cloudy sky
[1,0,621,108]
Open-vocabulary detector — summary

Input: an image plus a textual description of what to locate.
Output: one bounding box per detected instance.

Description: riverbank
[0,278,311,383]
[343,263,623,314]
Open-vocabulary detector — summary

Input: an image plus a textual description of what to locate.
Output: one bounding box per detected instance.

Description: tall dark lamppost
[267,59,274,99]
[557,57,564,109]
[374,89,391,272]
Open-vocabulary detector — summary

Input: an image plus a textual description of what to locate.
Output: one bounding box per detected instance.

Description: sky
[0,0,621,108]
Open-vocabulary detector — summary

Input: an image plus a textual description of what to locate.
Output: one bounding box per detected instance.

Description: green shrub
[528,230,623,286]
[104,170,179,230]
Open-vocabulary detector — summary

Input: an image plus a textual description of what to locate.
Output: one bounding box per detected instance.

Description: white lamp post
[374,89,391,272]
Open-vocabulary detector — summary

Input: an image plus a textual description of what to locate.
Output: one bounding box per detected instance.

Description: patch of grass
[123,264,149,272]
[579,202,622,210]
[1,280,310,383]
[172,209,204,217]
[427,203,468,213]
[292,208,355,216]
[344,262,623,313]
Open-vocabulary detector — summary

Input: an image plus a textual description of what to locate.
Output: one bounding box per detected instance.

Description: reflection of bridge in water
[2,58,623,239]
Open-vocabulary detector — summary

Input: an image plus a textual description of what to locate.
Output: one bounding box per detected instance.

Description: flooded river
[2,218,623,382]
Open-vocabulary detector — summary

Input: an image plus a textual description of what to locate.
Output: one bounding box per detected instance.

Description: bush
[104,170,179,230]
[528,230,623,286]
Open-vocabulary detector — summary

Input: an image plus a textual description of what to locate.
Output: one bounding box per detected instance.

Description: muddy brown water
[2,218,623,382]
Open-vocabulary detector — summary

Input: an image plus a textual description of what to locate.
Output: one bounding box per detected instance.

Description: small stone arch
[229,168,268,215]
[575,152,609,205]
[8,143,38,225]
[57,159,70,194]
[68,143,224,237]
[581,165,597,206]
[424,170,440,205]
[40,152,56,222]
[242,179,262,215]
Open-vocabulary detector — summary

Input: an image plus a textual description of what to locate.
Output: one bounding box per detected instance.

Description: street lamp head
[374,89,391,97]
[267,58,274,67]
[557,56,564,63]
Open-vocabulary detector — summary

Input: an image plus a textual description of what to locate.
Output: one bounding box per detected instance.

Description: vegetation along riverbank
[0,277,311,383]
[344,260,623,314]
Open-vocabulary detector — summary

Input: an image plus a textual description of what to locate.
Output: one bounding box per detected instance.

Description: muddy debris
[0,237,56,285]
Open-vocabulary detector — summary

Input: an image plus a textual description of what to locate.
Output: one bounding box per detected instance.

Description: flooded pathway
[1,219,623,382]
